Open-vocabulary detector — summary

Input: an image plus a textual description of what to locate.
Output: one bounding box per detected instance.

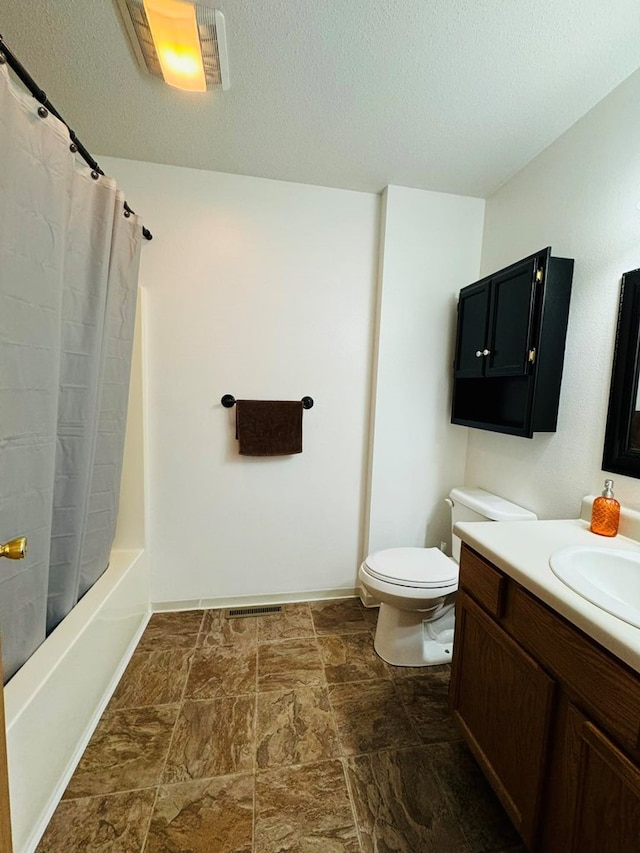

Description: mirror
[603,268,640,477]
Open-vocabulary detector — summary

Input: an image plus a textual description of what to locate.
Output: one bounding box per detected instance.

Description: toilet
[358,487,537,666]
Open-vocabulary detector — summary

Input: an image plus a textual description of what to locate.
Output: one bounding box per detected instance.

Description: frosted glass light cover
[143,0,206,91]
[117,0,230,91]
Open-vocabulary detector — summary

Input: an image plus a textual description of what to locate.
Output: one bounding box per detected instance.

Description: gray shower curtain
[0,62,142,682]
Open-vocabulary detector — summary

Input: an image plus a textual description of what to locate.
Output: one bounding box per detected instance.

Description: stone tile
[318,633,390,684]
[198,609,258,648]
[163,696,255,782]
[144,774,254,853]
[257,602,315,641]
[428,740,521,851]
[345,746,473,853]
[310,598,370,635]
[137,611,204,652]
[258,638,325,692]
[43,601,523,853]
[395,673,461,743]
[63,706,178,799]
[184,645,257,699]
[256,687,340,769]
[329,680,421,756]
[36,789,156,853]
[108,648,193,710]
[255,759,360,852]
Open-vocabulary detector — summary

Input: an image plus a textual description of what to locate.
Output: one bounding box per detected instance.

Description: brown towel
[235,400,303,456]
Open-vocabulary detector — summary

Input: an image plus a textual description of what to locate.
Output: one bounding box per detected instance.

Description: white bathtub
[4,548,150,853]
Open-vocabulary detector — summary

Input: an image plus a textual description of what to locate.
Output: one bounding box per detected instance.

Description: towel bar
[221,394,313,409]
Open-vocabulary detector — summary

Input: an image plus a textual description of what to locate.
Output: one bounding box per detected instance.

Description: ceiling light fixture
[116,0,230,92]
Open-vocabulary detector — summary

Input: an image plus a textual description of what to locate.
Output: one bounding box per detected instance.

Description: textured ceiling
[2,0,640,197]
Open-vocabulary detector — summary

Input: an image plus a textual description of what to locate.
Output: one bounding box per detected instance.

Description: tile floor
[36,599,525,852]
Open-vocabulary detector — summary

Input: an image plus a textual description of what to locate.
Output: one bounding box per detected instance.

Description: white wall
[367,186,485,554]
[102,159,379,605]
[465,66,640,518]
[105,57,640,606]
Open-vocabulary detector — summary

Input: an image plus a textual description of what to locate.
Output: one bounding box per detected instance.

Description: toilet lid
[364,547,458,589]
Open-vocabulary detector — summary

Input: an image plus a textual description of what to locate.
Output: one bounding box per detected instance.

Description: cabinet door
[569,719,640,853]
[485,257,538,377]
[450,591,555,849]
[454,280,490,378]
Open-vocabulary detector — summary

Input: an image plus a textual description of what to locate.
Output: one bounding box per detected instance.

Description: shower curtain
[0,62,143,682]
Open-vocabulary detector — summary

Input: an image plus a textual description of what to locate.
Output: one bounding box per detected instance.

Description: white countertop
[454,517,640,673]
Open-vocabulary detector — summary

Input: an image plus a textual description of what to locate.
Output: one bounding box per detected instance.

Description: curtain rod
[0,34,153,241]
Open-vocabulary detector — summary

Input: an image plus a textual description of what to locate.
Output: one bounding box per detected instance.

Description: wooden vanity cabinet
[450,544,640,852]
[449,591,554,847]
[570,714,640,852]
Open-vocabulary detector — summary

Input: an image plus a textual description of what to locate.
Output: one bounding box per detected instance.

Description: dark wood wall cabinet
[450,544,640,852]
[451,247,573,437]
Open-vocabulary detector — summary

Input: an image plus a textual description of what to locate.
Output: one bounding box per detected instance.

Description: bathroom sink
[549,546,640,628]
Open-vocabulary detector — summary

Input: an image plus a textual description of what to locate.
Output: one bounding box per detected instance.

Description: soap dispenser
[590,479,620,537]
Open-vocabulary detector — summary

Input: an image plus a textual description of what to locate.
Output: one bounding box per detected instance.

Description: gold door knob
[0,537,27,560]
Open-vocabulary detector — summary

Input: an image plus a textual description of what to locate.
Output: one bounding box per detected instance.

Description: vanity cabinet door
[450,591,555,849]
[569,718,640,853]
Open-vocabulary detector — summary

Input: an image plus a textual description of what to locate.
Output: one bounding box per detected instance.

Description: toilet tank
[448,487,537,562]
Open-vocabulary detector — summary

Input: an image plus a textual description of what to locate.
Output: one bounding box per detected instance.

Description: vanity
[450,507,640,852]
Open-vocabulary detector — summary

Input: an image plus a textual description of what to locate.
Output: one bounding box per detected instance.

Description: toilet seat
[363,547,457,589]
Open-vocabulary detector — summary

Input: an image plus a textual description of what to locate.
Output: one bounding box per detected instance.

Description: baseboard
[152,586,360,613]
[358,586,380,608]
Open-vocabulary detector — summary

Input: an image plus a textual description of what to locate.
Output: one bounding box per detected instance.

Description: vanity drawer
[459,545,507,619]
[504,584,640,758]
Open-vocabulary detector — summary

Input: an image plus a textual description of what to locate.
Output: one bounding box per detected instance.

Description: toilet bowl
[359,487,537,667]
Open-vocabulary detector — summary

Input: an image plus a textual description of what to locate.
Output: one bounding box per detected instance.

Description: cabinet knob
[475,350,482,357]
[482,349,491,356]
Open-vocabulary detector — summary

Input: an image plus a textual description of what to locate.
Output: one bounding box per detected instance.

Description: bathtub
[4,548,150,853]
